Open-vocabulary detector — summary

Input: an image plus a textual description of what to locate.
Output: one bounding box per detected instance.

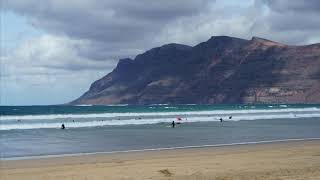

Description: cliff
[71,36,320,105]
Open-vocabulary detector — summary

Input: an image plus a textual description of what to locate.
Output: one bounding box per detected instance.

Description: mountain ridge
[70,36,320,105]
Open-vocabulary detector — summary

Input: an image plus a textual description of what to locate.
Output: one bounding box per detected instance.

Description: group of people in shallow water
[60,115,234,129]
[61,120,75,129]
[219,116,232,122]
[171,115,233,128]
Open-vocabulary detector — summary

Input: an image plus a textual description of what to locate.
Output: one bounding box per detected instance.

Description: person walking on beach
[172,121,175,128]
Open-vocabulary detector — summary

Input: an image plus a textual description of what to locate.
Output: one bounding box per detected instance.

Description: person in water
[219,118,223,122]
[61,124,65,129]
[229,116,232,119]
[172,121,175,128]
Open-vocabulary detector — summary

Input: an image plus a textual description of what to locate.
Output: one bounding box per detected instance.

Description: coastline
[1,139,320,180]
[2,137,320,161]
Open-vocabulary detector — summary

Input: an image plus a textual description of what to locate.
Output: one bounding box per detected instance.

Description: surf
[1,107,319,121]
[1,110,320,130]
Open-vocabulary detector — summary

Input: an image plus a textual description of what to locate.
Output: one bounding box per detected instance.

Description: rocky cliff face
[71,36,320,105]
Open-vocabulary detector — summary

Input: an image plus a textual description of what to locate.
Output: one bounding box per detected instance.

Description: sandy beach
[1,140,320,180]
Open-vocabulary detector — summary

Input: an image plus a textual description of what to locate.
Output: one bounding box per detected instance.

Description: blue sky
[2,12,42,54]
[1,0,319,105]
[1,13,78,105]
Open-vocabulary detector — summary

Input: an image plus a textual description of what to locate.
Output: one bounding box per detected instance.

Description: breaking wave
[1,107,320,130]
[1,107,319,121]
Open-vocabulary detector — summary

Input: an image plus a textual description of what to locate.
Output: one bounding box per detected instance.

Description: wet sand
[1,140,320,180]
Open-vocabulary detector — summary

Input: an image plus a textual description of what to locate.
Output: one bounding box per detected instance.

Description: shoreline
[2,137,320,161]
[2,105,320,131]
[1,139,320,180]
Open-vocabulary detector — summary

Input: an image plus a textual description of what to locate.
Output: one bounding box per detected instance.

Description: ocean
[1,104,320,159]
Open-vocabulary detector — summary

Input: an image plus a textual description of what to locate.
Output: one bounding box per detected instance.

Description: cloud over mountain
[1,0,319,104]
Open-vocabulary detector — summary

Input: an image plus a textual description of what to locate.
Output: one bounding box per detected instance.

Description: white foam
[1,111,320,130]
[1,107,319,121]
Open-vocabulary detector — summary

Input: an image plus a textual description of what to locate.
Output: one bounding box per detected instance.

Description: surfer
[61,124,65,129]
[172,121,175,128]
[219,118,223,122]
[229,116,232,120]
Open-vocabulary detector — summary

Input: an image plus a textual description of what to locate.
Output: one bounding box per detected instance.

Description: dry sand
[1,140,320,180]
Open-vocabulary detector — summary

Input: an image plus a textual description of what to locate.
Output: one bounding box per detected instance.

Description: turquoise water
[1,104,319,116]
[1,104,320,159]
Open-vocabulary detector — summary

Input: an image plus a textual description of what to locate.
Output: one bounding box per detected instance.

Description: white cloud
[1,35,117,105]
[1,0,319,105]
[250,0,320,45]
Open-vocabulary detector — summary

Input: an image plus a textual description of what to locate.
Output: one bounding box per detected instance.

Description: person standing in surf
[172,121,175,128]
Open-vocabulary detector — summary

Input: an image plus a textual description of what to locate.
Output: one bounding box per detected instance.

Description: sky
[1,0,320,105]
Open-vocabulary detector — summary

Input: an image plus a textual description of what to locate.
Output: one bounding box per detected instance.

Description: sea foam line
[1,107,319,121]
[2,112,320,130]
[2,111,320,130]
[2,137,320,161]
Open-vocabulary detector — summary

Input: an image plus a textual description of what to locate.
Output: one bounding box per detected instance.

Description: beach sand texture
[1,140,320,180]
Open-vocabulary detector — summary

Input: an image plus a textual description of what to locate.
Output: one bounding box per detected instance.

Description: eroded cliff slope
[71,36,320,105]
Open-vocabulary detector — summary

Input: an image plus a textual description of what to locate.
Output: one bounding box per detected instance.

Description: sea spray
[1,105,320,130]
